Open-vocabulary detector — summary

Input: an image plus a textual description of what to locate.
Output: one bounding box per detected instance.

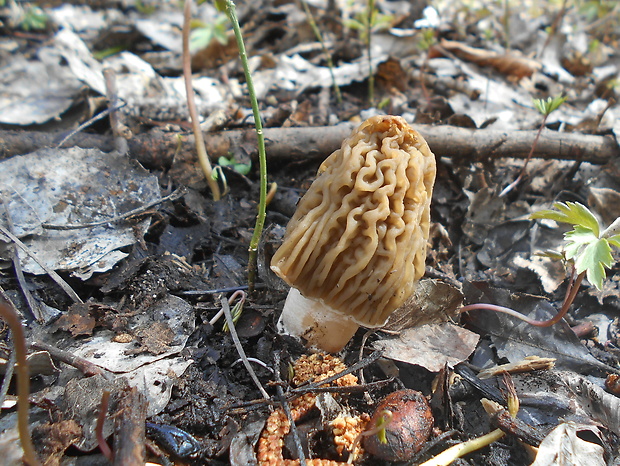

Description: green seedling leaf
[19,6,48,31]
[533,95,567,116]
[574,238,613,290]
[218,156,251,175]
[530,201,600,236]
[374,410,393,444]
[531,202,619,290]
[534,250,565,262]
[564,225,599,261]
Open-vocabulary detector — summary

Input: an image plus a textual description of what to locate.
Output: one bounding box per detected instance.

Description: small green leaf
[533,95,567,116]
[564,226,598,260]
[606,234,620,249]
[530,201,600,236]
[534,250,565,261]
[574,238,613,290]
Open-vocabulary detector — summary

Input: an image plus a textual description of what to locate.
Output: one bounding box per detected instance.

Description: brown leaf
[384,279,463,331]
[431,39,541,81]
[130,321,175,355]
[55,304,96,336]
[33,420,82,466]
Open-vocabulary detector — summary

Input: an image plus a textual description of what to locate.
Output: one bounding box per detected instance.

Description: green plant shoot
[530,201,620,290]
[533,95,567,116]
[214,0,268,292]
[374,410,393,444]
[218,155,251,175]
[190,14,229,52]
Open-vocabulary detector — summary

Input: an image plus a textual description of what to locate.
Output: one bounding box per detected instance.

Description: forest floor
[1,0,620,465]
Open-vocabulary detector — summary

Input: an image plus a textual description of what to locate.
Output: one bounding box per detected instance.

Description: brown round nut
[363,389,433,461]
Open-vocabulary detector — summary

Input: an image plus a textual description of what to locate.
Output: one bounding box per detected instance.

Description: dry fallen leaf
[373,322,479,372]
[531,422,605,466]
[431,39,541,81]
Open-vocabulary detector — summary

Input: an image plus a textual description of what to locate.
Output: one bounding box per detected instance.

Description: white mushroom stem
[277,287,360,353]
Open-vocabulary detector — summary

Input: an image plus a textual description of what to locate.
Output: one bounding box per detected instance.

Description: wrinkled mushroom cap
[271,115,436,327]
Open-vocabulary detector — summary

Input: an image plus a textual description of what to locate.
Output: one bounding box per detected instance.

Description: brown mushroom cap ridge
[271,115,436,327]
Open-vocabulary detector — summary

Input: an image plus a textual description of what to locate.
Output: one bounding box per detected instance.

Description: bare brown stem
[0,302,41,466]
[182,0,221,201]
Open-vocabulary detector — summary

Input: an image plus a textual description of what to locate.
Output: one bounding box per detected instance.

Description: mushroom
[270,115,436,353]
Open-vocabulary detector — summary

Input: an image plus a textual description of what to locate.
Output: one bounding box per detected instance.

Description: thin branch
[274,351,306,466]
[30,340,111,379]
[41,188,186,230]
[220,297,270,400]
[0,224,83,304]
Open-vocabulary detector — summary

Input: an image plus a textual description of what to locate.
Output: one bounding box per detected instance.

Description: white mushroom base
[277,287,360,353]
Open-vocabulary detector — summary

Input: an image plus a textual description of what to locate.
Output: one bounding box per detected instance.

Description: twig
[0,340,17,408]
[113,386,147,466]
[182,0,221,201]
[2,125,618,166]
[0,302,41,466]
[0,224,83,304]
[41,188,186,230]
[228,378,392,412]
[292,350,382,394]
[1,198,42,320]
[220,296,270,400]
[54,102,126,150]
[96,390,114,462]
[30,340,111,379]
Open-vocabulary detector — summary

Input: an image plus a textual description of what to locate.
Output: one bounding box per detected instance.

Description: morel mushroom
[270,115,436,353]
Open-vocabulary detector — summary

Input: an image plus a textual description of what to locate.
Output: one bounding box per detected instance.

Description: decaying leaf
[531,422,605,466]
[373,322,479,372]
[384,279,464,331]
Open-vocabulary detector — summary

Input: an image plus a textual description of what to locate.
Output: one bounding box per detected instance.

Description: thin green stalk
[0,303,41,466]
[183,0,221,201]
[299,0,342,104]
[218,0,267,291]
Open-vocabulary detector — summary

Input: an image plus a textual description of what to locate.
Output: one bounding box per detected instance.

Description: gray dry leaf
[464,283,615,375]
[531,422,605,466]
[0,147,160,279]
[384,279,464,331]
[0,52,83,125]
[373,322,479,372]
[69,295,195,417]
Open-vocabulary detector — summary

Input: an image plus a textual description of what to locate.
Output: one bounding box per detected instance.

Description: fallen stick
[0,124,617,167]
[113,386,147,466]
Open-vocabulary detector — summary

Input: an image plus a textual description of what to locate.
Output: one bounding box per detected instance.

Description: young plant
[499,95,566,197]
[346,0,393,105]
[214,0,268,292]
[299,0,342,104]
[189,12,229,52]
[461,202,620,327]
[218,155,251,175]
[421,374,518,466]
